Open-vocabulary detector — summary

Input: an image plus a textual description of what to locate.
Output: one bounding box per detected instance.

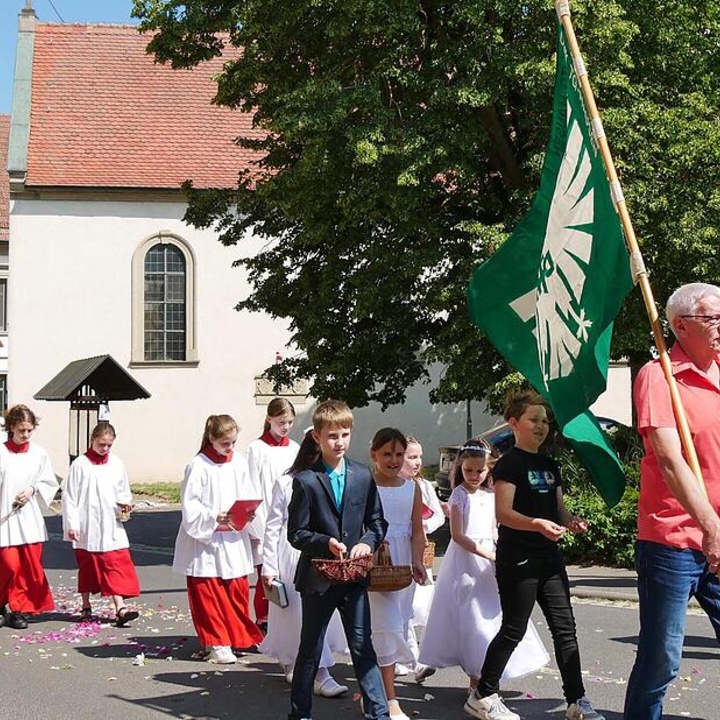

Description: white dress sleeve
[448,485,467,512]
[420,477,446,535]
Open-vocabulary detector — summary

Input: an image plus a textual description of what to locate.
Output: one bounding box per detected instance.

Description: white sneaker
[207,645,236,664]
[414,663,436,684]
[387,699,411,720]
[464,691,520,720]
[313,676,348,697]
[394,663,411,676]
[566,697,605,720]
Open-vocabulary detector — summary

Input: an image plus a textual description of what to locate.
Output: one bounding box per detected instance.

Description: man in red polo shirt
[624,282,720,720]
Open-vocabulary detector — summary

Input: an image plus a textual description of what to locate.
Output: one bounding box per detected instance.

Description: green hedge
[554,425,642,568]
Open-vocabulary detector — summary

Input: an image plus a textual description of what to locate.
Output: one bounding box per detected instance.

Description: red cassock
[74,548,140,598]
[186,575,263,648]
[0,543,54,613]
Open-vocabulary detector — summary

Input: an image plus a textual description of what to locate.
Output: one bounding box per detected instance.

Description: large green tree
[133,0,720,409]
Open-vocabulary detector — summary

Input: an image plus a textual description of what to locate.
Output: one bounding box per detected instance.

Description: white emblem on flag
[509,101,593,386]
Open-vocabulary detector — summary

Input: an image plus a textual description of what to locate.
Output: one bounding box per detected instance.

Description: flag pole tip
[555,1,571,18]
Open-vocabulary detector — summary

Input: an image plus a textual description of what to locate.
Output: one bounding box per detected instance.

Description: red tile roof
[26,24,263,190]
[0,115,9,239]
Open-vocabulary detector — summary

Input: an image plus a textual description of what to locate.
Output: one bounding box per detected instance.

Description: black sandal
[115,607,139,627]
[79,607,93,622]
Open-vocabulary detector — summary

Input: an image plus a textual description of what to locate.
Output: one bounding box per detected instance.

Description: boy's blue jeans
[624,540,720,720]
[289,583,389,720]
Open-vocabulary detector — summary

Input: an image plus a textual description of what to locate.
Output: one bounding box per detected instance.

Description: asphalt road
[0,507,717,720]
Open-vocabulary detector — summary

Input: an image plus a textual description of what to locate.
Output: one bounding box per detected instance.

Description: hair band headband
[458,444,490,454]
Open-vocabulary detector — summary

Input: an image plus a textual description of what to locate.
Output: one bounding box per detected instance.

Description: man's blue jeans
[624,540,720,720]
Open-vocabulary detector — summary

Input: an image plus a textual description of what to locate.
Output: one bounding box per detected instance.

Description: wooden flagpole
[554,0,708,499]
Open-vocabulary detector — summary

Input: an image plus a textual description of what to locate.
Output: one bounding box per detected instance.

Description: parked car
[434,417,622,501]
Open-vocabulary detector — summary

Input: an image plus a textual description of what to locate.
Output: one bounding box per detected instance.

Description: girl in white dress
[62,422,141,626]
[419,440,549,692]
[369,428,427,720]
[401,436,447,683]
[246,398,299,630]
[173,414,264,664]
[0,404,59,629]
[260,429,348,697]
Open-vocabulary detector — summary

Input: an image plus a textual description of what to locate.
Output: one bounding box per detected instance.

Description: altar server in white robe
[62,422,140,626]
[0,404,59,629]
[174,414,265,664]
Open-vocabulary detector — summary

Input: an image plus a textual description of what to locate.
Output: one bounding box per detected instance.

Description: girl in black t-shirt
[464,391,605,720]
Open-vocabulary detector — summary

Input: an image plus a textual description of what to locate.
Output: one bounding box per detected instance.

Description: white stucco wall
[8,198,484,481]
[8,198,297,480]
[591,363,632,427]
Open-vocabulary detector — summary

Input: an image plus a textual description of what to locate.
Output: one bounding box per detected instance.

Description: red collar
[5,440,29,454]
[85,448,110,465]
[260,430,289,447]
[201,445,233,464]
[670,342,720,377]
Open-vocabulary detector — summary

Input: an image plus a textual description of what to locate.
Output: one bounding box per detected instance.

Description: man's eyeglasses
[680,314,720,328]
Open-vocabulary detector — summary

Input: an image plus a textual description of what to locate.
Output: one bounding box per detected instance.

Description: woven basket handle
[376,541,392,567]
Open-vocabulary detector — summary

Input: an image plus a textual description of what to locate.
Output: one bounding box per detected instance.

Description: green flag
[467,21,633,507]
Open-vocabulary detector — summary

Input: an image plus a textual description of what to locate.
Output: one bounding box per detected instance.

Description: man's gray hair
[666,282,720,337]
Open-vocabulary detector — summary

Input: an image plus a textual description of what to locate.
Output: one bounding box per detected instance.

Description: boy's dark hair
[313,400,354,431]
[370,427,407,453]
[503,390,548,422]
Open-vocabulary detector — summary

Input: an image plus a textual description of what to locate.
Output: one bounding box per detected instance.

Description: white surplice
[245,438,299,562]
[173,452,260,580]
[61,454,132,552]
[0,443,59,547]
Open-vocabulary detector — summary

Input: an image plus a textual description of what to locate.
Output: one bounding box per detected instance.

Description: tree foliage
[132,0,720,408]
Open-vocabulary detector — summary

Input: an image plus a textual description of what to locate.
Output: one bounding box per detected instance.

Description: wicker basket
[311,554,373,584]
[422,541,435,569]
[368,541,412,592]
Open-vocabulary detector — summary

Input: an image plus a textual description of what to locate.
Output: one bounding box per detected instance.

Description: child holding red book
[173,414,264,663]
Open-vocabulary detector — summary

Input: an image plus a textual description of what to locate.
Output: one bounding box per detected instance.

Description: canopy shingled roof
[34,354,151,401]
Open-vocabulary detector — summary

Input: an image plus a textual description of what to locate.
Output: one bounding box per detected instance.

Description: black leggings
[477,553,585,704]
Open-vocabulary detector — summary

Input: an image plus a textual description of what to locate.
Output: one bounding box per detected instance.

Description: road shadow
[126,662,468,720]
[614,632,719,661]
[74,633,202,661]
[42,512,179,569]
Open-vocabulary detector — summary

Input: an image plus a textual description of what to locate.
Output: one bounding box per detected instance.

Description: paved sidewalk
[566,563,638,602]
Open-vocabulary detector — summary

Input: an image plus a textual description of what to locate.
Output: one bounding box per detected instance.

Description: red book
[217,498,262,532]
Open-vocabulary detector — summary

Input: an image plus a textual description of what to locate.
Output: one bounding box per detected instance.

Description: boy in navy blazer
[287,400,390,720]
